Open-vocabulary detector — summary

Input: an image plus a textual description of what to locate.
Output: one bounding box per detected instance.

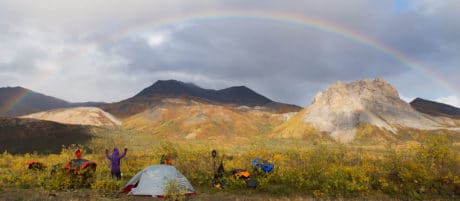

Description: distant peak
[412,97,425,102]
[219,85,260,95]
[411,97,459,109]
[153,79,185,85]
[325,78,399,98]
[135,79,207,98]
[225,86,251,91]
[151,80,199,88]
[156,79,181,83]
[410,97,460,118]
[1,86,28,91]
[131,79,278,107]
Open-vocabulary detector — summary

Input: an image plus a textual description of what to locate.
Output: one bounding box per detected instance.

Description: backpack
[252,158,274,173]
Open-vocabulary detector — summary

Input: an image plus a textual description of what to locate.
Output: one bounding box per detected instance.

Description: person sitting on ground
[105,147,128,180]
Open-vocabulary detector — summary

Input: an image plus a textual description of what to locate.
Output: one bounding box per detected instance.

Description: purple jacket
[105,148,127,172]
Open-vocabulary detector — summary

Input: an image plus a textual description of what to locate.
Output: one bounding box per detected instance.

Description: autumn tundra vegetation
[0,127,458,200]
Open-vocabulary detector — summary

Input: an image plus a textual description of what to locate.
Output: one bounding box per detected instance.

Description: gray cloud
[0,0,459,107]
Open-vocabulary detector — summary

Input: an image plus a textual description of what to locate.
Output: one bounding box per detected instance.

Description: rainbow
[0,87,30,115]
[1,9,457,115]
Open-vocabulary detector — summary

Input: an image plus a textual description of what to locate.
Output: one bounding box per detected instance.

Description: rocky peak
[135,80,208,98]
[313,78,399,106]
[304,78,442,143]
[343,78,396,96]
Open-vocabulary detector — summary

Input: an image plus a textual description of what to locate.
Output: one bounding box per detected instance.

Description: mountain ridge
[0,86,106,116]
[1,78,459,151]
[135,80,273,106]
[104,80,301,117]
[0,86,70,116]
[410,97,460,119]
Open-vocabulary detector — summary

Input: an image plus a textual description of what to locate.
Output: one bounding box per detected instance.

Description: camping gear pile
[27,152,97,178]
[62,158,97,175]
[48,150,97,187]
[50,158,98,187]
[51,149,98,179]
[27,154,97,188]
[211,150,274,189]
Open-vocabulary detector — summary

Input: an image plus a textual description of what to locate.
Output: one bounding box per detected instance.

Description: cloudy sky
[0,0,459,107]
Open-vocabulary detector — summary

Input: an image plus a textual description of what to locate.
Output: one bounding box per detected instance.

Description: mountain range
[136,80,272,106]
[102,80,301,117]
[3,80,458,121]
[1,78,459,153]
[0,81,300,118]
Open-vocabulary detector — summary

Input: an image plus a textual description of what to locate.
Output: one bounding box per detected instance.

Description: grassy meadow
[0,127,459,200]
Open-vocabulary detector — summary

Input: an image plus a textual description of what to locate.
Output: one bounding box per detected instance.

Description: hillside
[0,86,106,116]
[0,117,92,154]
[122,98,289,145]
[274,78,460,143]
[0,87,70,116]
[103,80,301,117]
[410,97,460,119]
[21,107,121,126]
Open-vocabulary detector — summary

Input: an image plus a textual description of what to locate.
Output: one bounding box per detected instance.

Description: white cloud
[0,23,133,102]
[34,60,60,72]
[143,25,189,48]
[146,33,169,48]
[411,0,460,15]
[400,95,415,103]
[435,95,460,108]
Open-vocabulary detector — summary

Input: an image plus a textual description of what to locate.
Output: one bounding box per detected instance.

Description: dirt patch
[0,188,399,201]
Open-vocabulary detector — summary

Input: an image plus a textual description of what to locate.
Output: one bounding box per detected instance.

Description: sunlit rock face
[303,78,443,143]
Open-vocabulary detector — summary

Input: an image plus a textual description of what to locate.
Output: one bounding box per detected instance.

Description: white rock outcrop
[21,107,121,126]
[304,78,444,143]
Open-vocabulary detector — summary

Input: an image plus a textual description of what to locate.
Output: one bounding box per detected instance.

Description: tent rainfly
[123,165,195,197]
